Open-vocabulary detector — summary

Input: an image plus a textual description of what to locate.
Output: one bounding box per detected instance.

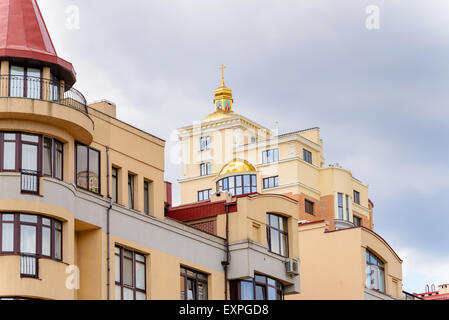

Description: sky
[38,0,449,294]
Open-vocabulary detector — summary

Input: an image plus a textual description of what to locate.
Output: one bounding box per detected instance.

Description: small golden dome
[218,159,257,177]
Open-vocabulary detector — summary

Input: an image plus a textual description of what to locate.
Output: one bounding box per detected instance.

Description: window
[266,213,288,257]
[128,174,135,209]
[112,167,118,203]
[0,213,62,260]
[353,215,362,227]
[43,137,63,180]
[200,137,210,151]
[9,66,44,99]
[354,190,360,205]
[263,176,278,190]
[115,246,146,300]
[366,250,385,293]
[200,163,211,176]
[76,143,100,194]
[230,275,283,300]
[198,189,212,202]
[345,194,350,221]
[337,193,344,220]
[262,149,279,164]
[217,174,257,196]
[180,267,208,300]
[2,133,17,171]
[303,149,312,164]
[305,199,314,215]
[144,180,150,215]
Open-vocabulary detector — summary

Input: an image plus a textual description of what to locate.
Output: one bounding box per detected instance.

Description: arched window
[366,250,385,293]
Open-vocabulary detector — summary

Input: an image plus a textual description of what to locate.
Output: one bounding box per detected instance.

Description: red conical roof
[0,0,76,84]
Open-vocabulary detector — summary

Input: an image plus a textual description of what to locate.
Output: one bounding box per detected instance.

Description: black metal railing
[20,254,39,278]
[0,75,88,114]
[21,169,40,194]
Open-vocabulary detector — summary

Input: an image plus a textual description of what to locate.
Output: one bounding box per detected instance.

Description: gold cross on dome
[219,64,226,81]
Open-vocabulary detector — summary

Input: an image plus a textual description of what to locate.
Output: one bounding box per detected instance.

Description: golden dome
[218,159,257,177]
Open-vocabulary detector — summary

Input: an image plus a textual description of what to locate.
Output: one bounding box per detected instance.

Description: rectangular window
[43,137,63,180]
[337,193,344,220]
[200,136,211,151]
[200,163,211,176]
[354,215,362,227]
[144,180,150,215]
[112,167,118,204]
[230,276,283,301]
[3,133,17,171]
[115,246,146,300]
[354,190,360,205]
[128,174,135,209]
[180,267,208,300]
[305,199,314,215]
[198,189,212,202]
[263,176,279,190]
[262,149,279,164]
[266,213,288,257]
[345,194,350,221]
[76,143,100,193]
[303,149,312,164]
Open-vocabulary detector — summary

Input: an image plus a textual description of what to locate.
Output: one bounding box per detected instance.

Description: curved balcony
[0,75,94,145]
[334,219,355,230]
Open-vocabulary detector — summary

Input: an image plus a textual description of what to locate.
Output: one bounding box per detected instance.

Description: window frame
[144,180,150,215]
[180,267,208,300]
[263,176,279,190]
[128,173,135,209]
[366,250,386,293]
[200,163,211,176]
[200,136,211,152]
[354,190,361,205]
[266,213,289,258]
[353,215,362,227]
[230,275,284,300]
[75,142,101,194]
[198,189,212,202]
[111,167,118,204]
[337,193,344,220]
[0,213,63,261]
[217,174,257,196]
[262,148,279,164]
[43,136,64,180]
[305,199,314,215]
[303,149,312,164]
[115,246,147,300]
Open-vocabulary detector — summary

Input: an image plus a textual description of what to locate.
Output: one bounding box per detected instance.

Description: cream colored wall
[287,222,403,300]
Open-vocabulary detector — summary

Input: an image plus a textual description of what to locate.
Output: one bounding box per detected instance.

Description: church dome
[218,159,256,177]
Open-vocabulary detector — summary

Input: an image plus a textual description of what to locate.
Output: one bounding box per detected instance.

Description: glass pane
[144,182,149,214]
[123,288,134,300]
[22,144,38,171]
[42,227,51,256]
[236,176,242,187]
[55,229,62,259]
[241,281,254,300]
[366,265,371,288]
[55,221,62,230]
[187,279,195,300]
[42,217,51,226]
[255,275,266,283]
[21,134,39,143]
[20,225,37,254]
[3,214,14,222]
[88,149,99,193]
[20,214,37,223]
[268,287,277,300]
[378,268,385,293]
[280,233,288,257]
[115,254,121,282]
[55,148,63,179]
[267,278,276,286]
[271,230,280,254]
[115,286,122,300]
[43,138,52,176]
[112,170,118,203]
[123,257,133,287]
[198,282,207,300]
[3,142,16,170]
[76,145,88,189]
[26,68,41,99]
[243,175,250,187]
[136,291,146,300]
[270,215,279,229]
[136,261,145,290]
[10,66,24,97]
[136,254,145,263]
[255,285,265,300]
[2,223,14,251]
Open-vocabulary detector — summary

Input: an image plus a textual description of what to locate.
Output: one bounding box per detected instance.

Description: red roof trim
[298,220,325,227]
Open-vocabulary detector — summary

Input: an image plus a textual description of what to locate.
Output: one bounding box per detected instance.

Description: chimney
[165,181,172,209]
[89,100,117,118]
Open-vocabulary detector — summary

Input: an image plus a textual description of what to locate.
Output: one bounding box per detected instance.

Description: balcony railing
[20,254,39,278]
[21,169,40,194]
[0,75,88,115]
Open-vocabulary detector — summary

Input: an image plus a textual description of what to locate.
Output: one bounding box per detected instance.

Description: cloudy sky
[39,0,449,294]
